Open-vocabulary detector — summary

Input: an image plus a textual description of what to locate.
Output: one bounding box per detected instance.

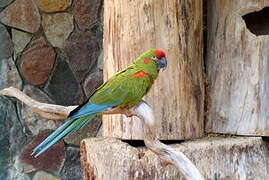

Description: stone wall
[0,0,103,179]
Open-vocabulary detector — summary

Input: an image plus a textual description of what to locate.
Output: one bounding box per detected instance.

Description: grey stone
[44,56,84,105]
[83,70,103,97]
[73,0,102,31]
[0,96,27,179]
[97,50,103,70]
[63,31,100,83]
[90,23,103,41]
[0,24,13,59]
[0,0,14,8]
[64,116,102,146]
[60,147,82,180]
[0,57,22,90]
[12,29,32,54]
[22,85,57,136]
[42,13,74,48]
[33,171,60,180]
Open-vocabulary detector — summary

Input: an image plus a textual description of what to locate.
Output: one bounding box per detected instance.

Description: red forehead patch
[133,71,149,78]
[154,49,166,59]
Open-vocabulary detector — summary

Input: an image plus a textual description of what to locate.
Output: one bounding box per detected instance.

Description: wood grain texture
[81,137,269,180]
[206,0,269,135]
[103,0,204,140]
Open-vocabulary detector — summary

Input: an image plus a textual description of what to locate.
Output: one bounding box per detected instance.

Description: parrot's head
[152,49,167,71]
[135,49,167,71]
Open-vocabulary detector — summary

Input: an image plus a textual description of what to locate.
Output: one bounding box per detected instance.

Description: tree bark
[81,137,269,180]
[103,0,204,140]
[206,0,269,135]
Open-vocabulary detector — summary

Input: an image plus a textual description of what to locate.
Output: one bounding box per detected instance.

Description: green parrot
[32,49,167,157]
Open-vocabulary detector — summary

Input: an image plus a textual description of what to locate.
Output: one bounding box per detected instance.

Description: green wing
[90,66,153,108]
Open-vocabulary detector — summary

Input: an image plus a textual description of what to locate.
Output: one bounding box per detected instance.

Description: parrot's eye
[151,56,158,61]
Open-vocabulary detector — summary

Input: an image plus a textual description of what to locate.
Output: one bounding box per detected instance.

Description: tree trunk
[103,0,204,140]
[206,0,269,135]
[81,137,269,180]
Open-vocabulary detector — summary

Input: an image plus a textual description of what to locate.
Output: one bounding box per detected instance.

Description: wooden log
[133,101,204,180]
[81,136,269,180]
[103,0,204,140]
[206,0,269,135]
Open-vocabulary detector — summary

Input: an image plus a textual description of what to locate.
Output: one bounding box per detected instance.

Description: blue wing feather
[32,94,127,157]
[32,86,129,157]
[32,114,96,157]
[69,102,115,120]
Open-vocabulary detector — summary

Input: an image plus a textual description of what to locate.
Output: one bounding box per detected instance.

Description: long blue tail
[32,113,96,157]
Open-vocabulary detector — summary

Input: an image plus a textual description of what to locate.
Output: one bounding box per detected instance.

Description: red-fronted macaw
[32,49,167,157]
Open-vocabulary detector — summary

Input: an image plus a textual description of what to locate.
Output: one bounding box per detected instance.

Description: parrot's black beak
[157,57,167,71]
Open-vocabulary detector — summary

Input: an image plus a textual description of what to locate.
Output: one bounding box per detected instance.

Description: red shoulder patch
[144,59,151,64]
[133,71,149,78]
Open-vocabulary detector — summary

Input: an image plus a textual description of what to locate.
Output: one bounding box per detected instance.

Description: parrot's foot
[100,107,136,117]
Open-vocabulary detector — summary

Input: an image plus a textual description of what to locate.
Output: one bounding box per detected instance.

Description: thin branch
[0,87,205,180]
[0,87,134,120]
[0,87,77,120]
[132,101,205,180]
